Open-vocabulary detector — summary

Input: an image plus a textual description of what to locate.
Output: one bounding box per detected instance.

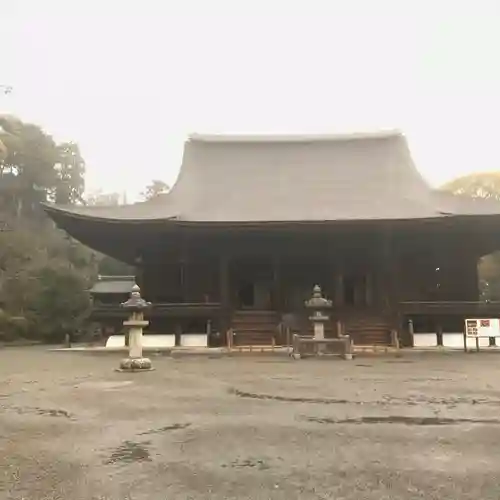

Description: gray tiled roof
[89,276,135,294]
[43,131,500,224]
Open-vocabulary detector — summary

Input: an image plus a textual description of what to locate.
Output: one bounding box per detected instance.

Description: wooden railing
[400,301,500,315]
[90,300,500,320]
[90,302,222,318]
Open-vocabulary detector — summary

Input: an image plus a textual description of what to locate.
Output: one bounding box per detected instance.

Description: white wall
[412,332,492,349]
[181,334,208,347]
[106,334,176,348]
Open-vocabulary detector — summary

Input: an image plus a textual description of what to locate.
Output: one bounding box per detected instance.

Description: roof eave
[42,203,500,229]
[42,202,179,225]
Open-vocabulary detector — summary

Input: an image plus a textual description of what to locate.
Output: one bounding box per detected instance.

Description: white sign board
[465,318,500,337]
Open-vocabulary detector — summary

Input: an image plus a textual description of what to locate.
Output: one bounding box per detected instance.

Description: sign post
[464,318,500,353]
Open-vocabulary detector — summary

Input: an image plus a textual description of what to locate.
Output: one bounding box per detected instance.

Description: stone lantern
[117,284,153,372]
[304,285,332,341]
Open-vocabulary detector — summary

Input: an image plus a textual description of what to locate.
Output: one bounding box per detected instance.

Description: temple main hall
[44,131,500,348]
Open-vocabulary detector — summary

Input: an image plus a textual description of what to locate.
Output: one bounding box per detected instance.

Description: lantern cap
[121,284,151,311]
[304,285,332,309]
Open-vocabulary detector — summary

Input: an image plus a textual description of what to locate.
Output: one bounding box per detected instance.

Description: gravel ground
[1,348,500,499]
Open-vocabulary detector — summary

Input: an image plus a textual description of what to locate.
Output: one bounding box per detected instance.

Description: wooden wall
[138,222,485,309]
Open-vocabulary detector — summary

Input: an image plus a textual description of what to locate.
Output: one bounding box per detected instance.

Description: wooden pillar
[365,273,373,307]
[333,254,344,307]
[470,255,480,300]
[134,253,144,293]
[135,265,143,289]
[180,234,189,302]
[408,318,415,347]
[436,322,443,347]
[334,274,344,306]
[381,225,399,328]
[429,236,443,301]
[219,253,230,337]
[459,247,480,300]
[353,277,364,306]
[180,260,187,302]
[174,322,182,347]
[272,254,283,313]
[384,227,395,307]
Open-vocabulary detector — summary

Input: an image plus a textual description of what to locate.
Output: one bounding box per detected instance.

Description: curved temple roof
[43,131,500,225]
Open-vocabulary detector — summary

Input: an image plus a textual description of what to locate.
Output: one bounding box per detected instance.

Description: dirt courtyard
[1,348,500,499]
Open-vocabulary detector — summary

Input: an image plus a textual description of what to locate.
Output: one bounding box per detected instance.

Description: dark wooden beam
[219,252,230,336]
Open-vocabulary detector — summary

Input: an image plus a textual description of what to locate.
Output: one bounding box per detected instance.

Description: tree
[3,121,57,216]
[0,117,95,342]
[52,142,86,205]
[26,266,91,342]
[0,115,22,168]
[0,223,98,341]
[141,179,169,201]
[85,190,122,206]
[0,140,6,163]
[441,172,500,201]
[0,115,85,218]
[441,172,500,300]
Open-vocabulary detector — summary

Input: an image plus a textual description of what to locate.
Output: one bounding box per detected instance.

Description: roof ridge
[97,275,135,281]
[188,130,403,143]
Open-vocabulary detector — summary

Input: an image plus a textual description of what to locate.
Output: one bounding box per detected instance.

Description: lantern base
[116,357,154,372]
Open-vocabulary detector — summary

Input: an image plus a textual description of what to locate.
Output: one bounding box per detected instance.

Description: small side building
[88,275,135,340]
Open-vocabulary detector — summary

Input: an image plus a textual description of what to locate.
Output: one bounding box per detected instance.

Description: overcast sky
[2,0,500,201]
